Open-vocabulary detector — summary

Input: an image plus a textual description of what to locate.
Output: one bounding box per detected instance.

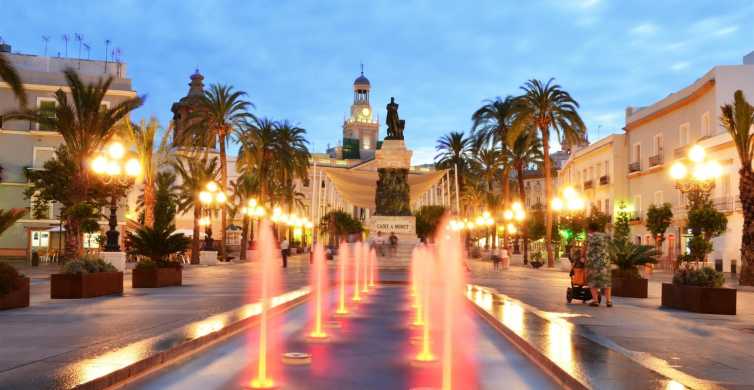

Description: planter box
[661,283,736,315]
[51,272,123,299]
[0,277,30,310]
[199,251,218,265]
[611,276,648,298]
[132,267,182,288]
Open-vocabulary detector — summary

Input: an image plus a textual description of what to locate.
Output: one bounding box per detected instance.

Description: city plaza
[2,5,754,390]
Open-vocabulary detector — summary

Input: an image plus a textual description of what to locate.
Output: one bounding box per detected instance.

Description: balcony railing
[599,175,609,185]
[674,146,689,159]
[583,180,593,189]
[628,161,641,173]
[648,153,663,168]
[711,196,741,213]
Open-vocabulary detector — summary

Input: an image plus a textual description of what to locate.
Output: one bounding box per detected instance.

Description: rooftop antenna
[62,34,69,57]
[104,39,111,73]
[114,48,123,77]
[74,33,83,68]
[83,43,90,60]
[42,36,50,56]
[360,62,364,75]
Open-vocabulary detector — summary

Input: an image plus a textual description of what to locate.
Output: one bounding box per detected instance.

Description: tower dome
[354,73,370,86]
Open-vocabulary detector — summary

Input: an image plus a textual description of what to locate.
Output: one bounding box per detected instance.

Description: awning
[321,167,447,209]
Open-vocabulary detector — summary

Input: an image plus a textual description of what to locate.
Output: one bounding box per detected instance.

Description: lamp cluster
[551,186,585,212]
[669,144,721,191]
[90,141,141,179]
[241,198,267,218]
[448,204,526,234]
[199,181,227,207]
[270,206,314,229]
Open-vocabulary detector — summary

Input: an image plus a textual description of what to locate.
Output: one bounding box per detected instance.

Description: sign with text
[368,216,416,236]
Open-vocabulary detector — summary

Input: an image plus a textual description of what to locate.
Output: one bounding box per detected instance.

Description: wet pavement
[127,280,556,390]
[0,259,312,389]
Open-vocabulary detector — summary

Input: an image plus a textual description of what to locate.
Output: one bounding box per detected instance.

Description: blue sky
[3,0,753,163]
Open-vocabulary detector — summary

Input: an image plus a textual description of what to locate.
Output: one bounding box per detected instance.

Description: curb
[73,291,310,390]
[469,301,590,390]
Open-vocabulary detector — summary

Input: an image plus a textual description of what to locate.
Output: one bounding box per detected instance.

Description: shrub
[62,255,117,274]
[530,251,545,269]
[127,224,189,263]
[673,267,725,288]
[0,262,22,295]
[608,240,659,279]
[135,258,181,270]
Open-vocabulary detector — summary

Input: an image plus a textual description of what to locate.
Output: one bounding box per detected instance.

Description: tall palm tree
[0,52,26,107]
[173,156,219,264]
[506,129,544,264]
[237,118,280,206]
[192,84,253,260]
[275,120,310,236]
[512,79,586,267]
[122,118,170,228]
[470,146,503,193]
[6,68,143,259]
[472,96,517,207]
[435,131,471,212]
[720,90,754,285]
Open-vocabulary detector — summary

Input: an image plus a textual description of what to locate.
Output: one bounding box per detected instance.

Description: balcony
[628,161,641,173]
[674,146,689,159]
[648,153,663,168]
[583,180,593,189]
[712,196,741,213]
[599,175,609,185]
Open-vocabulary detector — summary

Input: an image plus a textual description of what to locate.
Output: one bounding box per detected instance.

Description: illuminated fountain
[248,221,281,389]
[368,247,377,288]
[410,249,424,327]
[413,247,435,364]
[307,244,328,341]
[334,241,349,316]
[361,243,370,294]
[352,242,362,303]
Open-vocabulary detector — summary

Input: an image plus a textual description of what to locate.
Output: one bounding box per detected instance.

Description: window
[30,192,53,220]
[37,98,56,131]
[83,232,101,249]
[654,191,663,205]
[362,138,371,150]
[604,198,610,214]
[633,143,641,163]
[604,161,609,176]
[701,112,711,137]
[31,231,50,248]
[721,174,731,197]
[653,134,663,155]
[679,123,690,146]
[633,195,642,218]
[33,147,55,169]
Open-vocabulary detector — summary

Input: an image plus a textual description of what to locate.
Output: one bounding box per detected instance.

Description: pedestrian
[374,231,386,256]
[389,232,398,258]
[586,225,612,307]
[280,237,290,268]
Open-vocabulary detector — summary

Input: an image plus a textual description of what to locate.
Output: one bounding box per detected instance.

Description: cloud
[630,22,658,36]
[410,146,438,166]
[670,61,690,71]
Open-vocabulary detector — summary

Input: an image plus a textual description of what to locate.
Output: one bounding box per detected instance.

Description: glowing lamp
[91,156,108,174]
[248,198,258,208]
[669,162,687,180]
[124,158,141,177]
[216,192,227,204]
[503,210,513,220]
[106,160,121,176]
[514,209,525,221]
[206,181,218,192]
[563,186,576,198]
[199,191,212,204]
[688,144,705,163]
[507,224,517,234]
[512,201,523,211]
[107,142,125,160]
[552,197,564,211]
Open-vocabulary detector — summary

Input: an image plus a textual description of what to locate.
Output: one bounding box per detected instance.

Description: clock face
[361,107,370,117]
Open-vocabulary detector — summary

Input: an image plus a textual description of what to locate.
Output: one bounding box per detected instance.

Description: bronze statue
[385,97,405,140]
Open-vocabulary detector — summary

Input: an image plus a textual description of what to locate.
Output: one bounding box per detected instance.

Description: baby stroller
[566,258,601,304]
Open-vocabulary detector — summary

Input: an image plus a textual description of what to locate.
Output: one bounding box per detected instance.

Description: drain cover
[282,352,312,365]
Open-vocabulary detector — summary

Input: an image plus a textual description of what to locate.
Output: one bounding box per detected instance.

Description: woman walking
[586,226,612,307]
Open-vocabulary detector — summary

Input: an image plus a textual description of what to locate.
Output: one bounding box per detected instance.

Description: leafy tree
[720,90,754,284]
[5,68,143,259]
[471,96,517,206]
[586,206,611,233]
[613,201,631,244]
[319,210,363,245]
[231,173,259,260]
[646,202,673,253]
[512,79,586,267]
[415,205,446,240]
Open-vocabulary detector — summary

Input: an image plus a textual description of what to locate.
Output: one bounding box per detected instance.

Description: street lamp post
[90,141,141,252]
[669,144,720,261]
[502,201,526,256]
[551,186,586,261]
[199,181,227,252]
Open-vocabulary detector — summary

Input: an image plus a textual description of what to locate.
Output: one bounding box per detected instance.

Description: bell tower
[342,66,379,160]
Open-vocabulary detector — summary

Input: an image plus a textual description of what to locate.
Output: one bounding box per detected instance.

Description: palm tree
[5,69,144,259]
[173,156,219,264]
[192,84,254,260]
[512,79,586,267]
[435,131,471,211]
[506,129,543,263]
[0,209,25,237]
[231,173,259,260]
[472,96,517,206]
[237,118,280,206]
[720,90,754,285]
[275,120,310,239]
[0,52,26,107]
[122,118,170,229]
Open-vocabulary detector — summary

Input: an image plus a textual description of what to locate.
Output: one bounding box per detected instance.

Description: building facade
[0,43,137,260]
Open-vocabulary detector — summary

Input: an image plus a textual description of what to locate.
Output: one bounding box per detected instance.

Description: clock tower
[341,68,379,160]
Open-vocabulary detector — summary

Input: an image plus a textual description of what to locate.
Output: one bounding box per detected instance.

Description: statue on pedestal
[385,97,405,140]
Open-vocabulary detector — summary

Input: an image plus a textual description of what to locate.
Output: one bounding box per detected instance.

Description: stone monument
[370,97,416,257]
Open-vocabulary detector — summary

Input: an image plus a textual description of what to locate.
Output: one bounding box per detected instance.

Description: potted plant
[51,255,123,299]
[645,203,673,276]
[0,263,30,310]
[128,224,189,288]
[608,240,658,298]
[662,193,734,314]
[530,251,545,269]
